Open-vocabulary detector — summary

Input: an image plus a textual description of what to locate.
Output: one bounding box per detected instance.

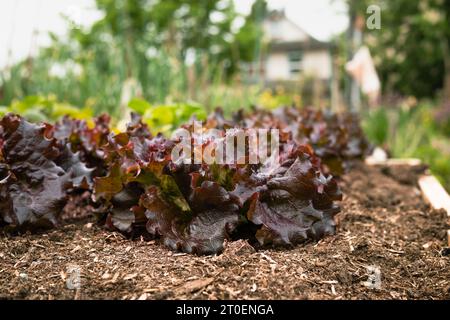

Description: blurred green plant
[361,107,389,146]
[363,103,450,191]
[0,95,93,123]
[128,98,207,135]
[258,87,301,110]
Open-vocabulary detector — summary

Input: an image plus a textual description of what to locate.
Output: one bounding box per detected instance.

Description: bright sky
[0,0,348,69]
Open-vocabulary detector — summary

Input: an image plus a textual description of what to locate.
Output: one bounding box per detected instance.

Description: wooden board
[418,175,450,248]
[365,158,423,166]
[448,230,450,248]
[418,175,450,216]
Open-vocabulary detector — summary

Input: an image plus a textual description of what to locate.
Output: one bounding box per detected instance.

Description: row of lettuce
[0,105,371,254]
[4,95,448,194]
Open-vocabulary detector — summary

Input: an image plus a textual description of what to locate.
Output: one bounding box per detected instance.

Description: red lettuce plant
[52,114,111,175]
[0,114,93,228]
[93,121,342,254]
[0,106,357,255]
[228,106,371,175]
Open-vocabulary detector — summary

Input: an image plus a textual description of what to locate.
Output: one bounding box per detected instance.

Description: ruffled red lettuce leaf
[140,181,242,255]
[0,115,70,227]
[53,114,110,174]
[0,114,96,228]
[93,130,177,232]
[232,145,342,246]
[104,183,147,233]
[126,112,152,139]
[56,145,94,190]
[93,162,124,201]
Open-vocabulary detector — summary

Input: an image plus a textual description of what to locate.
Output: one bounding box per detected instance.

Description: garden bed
[0,162,448,300]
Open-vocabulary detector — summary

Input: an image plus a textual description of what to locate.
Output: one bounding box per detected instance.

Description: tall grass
[0,46,264,117]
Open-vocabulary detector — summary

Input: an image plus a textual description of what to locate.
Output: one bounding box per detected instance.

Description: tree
[235,0,268,63]
[349,0,450,100]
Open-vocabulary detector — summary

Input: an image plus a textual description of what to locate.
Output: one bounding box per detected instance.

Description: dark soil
[0,163,449,300]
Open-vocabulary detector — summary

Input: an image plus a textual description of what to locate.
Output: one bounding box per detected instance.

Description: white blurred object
[49,60,83,78]
[367,147,387,162]
[346,46,381,104]
[117,78,142,132]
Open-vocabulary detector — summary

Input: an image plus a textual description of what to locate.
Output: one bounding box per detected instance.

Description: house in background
[241,10,333,86]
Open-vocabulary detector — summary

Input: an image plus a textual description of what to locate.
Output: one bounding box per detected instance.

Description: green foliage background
[0,0,268,115]
[350,0,450,99]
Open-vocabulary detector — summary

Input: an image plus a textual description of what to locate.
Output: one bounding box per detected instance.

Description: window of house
[269,21,282,40]
[288,50,303,76]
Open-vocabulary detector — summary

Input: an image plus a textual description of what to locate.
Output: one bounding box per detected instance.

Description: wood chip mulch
[0,163,449,300]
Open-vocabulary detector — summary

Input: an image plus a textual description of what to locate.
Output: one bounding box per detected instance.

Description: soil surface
[0,163,449,300]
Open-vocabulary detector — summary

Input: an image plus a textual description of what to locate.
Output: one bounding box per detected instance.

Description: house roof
[264,9,331,51]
